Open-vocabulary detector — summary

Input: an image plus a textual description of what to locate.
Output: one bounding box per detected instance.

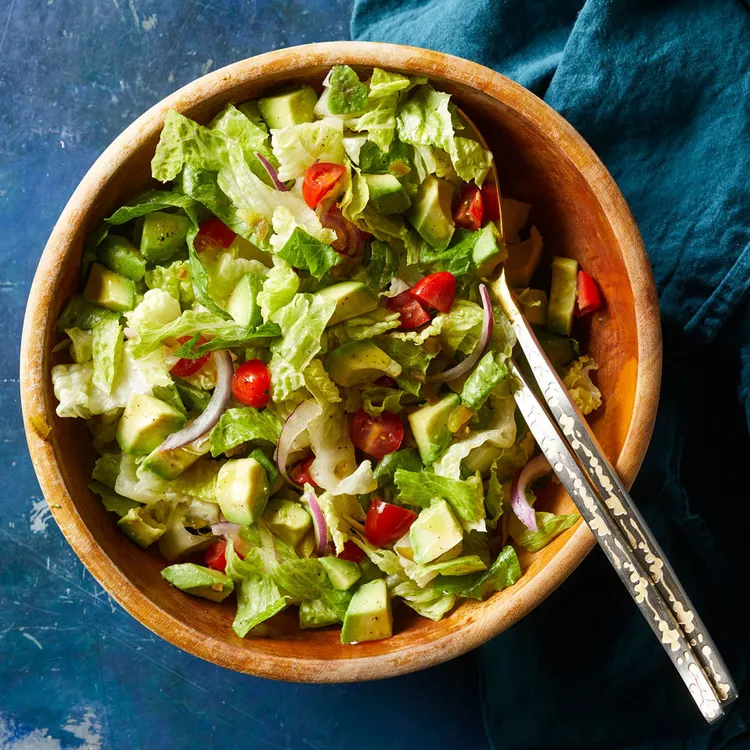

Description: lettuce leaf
[209,407,283,457]
[326,65,369,114]
[257,259,300,323]
[303,359,341,406]
[361,385,404,416]
[365,240,397,291]
[91,317,123,395]
[562,355,603,415]
[317,491,367,554]
[368,68,423,99]
[433,545,521,600]
[274,224,340,280]
[270,117,345,180]
[373,448,423,488]
[347,94,400,152]
[377,336,438,397]
[460,351,509,411]
[202,249,267,311]
[65,328,93,363]
[437,299,484,355]
[57,296,119,332]
[328,307,400,344]
[144,260,195,308]
[509,511,579,553]
[390,580,456,621]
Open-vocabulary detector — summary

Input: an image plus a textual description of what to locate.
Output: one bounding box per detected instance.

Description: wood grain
[19,42,662,682]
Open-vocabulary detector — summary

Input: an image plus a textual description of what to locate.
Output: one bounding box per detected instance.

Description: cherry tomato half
[576,270,602,317]
[411,271,457,314]
[337,540,365,563]
[194,218,236,252]
[290,455,317,488]
[365,498,418,547]
[205,540,228,572]
[454,184,484,231]
[350,409,404,459]
[232,359,271,408]
[302,162,347,209]
[481,184,500,223]
[386,289,431,329]
[170,335,211,377]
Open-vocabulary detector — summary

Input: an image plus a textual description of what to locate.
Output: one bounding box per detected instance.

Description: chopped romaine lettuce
[562,355,603,415]
[270,117,345,180]
[509,511,579,553]
[209,407,282,457]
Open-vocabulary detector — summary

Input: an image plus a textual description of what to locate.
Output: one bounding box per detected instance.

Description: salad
[51,65,603,644]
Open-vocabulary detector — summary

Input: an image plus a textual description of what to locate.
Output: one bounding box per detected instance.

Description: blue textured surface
[0,3,490,748]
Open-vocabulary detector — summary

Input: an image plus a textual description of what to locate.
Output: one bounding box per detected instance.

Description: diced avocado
[326,341,402,387]
[258,87,318,129]
[248,448,282,495]
[142,439,208,480]
[409,500,464,565]
[316,281,379,326]
[237,100,267,131]
[364,174,411,215]
[216,457,270,526]
[504,226,543,287]
[297,530,317,558]
[407,393,461,465]
[158,507,214,561]
[407,175,455,251]
[473,222,507,277]
[83,263,135,313]
[161,563,234,603]
[425,554,487,576]
[547,256,579,336]
[517,289,549,326]
[261,498,312,547]
[116,393,187,455]
[320,557,361,591]
[340,578,392,644]
[139,211,191,263]
[97,235,147,282]
[226,273,262,328]
[117,505,166,548]
[534,329,577,369]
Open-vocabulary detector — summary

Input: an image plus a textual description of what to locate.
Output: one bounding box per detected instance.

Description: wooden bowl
[20,42,661,682]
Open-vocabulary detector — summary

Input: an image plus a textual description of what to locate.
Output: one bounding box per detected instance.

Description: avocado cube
[316,281,379,327]
[116,393,187,456]
[117,505,166,548]
[296,530,317,558]
[517,289,549,326]
[504,226,543,288]
[97,235,147,282]
[409,500,464,565]
[261,498,312,547]
[216,457,270,526]
[83,263,135,313]
[547,256,579,336]
[226,273,262,328]
[320,556,361,591]
[340,579,392,644]
[533,329,577,369]
[463,442,505,475]
[258,87,318,129]
[139,211,191,263]
[142,442,206,480]
[161,563,234,603]
[407,393,461,465]
[326,341,402,387]
[363,174,411,215]
[407,175,455,251]
[473,222,507,277]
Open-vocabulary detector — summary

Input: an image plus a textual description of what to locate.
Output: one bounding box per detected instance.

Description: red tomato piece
[365,498,418,546]
[453,184,484,231]
[481,184,500,223]
[290,455,317,488]
[411,271,457,314]
[337,540,365,564]
[576,270,602,317]
[205,540,228,572]
[386,289,431,329]
[170,335,211,377]
[349,409,404,459]
[194,218,236,252]
[302,162,347,209]
[232,359,271,408]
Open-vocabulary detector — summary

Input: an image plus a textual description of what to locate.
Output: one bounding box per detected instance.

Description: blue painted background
[0,2,491,748]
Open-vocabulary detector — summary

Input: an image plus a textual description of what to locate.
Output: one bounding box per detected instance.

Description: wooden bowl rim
[20,41,662,682]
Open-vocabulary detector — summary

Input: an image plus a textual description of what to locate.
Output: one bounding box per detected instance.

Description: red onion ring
[255,152,287,192]
[275,400,322,486]
[210,522,241,538]
[510,454,552,532]
[428,283,494,383]
[158,350,233,451]
[304,488,328,557]
[320,206,363,256]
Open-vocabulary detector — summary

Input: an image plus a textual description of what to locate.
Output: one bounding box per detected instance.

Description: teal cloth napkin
[352,1,750,746]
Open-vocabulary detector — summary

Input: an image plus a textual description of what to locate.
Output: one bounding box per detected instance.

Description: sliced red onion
[275,400,322,486]
[384,277,410,298]
[304,488,328,557]
[123,327,137,339]
[158,350,233,451]
[255,152,287,191]
[510,455,552,532]
[210,522,241,538]
[428,283,494,383]
[320,206,363,256]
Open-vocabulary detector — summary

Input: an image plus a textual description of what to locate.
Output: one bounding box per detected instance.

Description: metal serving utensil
[458,109,737,723]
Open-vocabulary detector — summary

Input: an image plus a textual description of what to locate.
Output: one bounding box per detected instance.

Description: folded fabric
[352,1,750,747]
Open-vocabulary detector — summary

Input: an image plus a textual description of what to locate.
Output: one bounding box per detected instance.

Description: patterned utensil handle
[495,274,737,710]
[510,360,725,722]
